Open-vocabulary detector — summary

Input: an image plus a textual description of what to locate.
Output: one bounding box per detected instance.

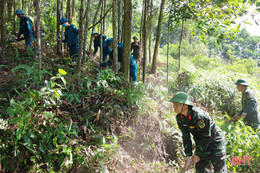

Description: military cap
[235,79,249,86]
[169,92,193,106]
[60,18,69,25]
[15,9,25,15]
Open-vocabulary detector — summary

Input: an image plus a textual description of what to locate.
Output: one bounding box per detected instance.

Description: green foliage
[216,116,260,172]
[190,55,222,70]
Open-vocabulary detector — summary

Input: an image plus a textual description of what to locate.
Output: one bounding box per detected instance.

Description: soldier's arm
[177,119,193,157]
[194,116,212,158]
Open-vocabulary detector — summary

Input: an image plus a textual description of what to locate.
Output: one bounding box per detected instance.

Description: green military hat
[60,18,69,25]
[169,92,193,106]
[92,31,98,35]
[15,9,25,15]
[132,36,138,40]
[235,79,249,86]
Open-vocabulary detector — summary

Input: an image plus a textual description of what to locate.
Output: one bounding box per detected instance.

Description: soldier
[91,31,107,60]
[232,79,260,131]
[100,42,137,82]
[60,18,79,62]
[15,9,34,47]
[131,36,140,62]
[169,92,227,173]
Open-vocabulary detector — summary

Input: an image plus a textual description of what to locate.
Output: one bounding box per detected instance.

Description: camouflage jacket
[131,42,140,60]
[176,106,225,158]
[239,88,260,126]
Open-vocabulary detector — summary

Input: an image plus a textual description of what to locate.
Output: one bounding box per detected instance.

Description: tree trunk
[103,0,106,31]
[122,0,132,78]
[77,0,85,71]
[83,0,91,63]
[13,0,17,33]
[142,0,148,83]
[89,0,102,51]
[57,0,61,55]
[7,1,12,22]
[167,15,170,83]
[71,0,75,22]
[36,0,42,70]
[66,0,71,22]
[28,0,31,17]
[0,0,6,48]
[118,0,123,42]
[99,0,104,63]
[61,0,64,55]
[112,0,118,73]
[178,20,184,71]
[148,0,153,63]
[151,0,166,74]
[139,0,145,78]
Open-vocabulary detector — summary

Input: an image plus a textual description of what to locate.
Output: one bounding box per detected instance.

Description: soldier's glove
[184,157,193,170]
[241,112,247,118]
[192,154,200,165]
[232,115,239,121]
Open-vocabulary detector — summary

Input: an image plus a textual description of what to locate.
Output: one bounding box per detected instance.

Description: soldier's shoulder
[192,106,208,120]
[244,88,256,98]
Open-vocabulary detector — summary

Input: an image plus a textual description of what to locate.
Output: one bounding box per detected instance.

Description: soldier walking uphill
[15,9,34,47]
[60,18,79,62]
[91,31,107,61]
[169,92,227,173]
[131,36,140,62]
[232,79,260,131]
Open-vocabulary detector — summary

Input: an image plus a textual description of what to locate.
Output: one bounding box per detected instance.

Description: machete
[5,37,26,44]
[44,24,98,65]
[44,24,60,40]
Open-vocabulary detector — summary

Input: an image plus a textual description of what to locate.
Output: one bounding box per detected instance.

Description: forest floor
[0,42,187,173]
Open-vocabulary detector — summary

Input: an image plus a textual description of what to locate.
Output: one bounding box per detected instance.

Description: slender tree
[71,0,75,22]
[99,0,104,63]
[167,14,170,82]
[13,0,17,33]
[61,0,64,55]
[118,0,123,42]
[178,19,184,71]
[112,0,118,72]
[89,0,102,51]
[36,0,42,69]
[122,0,132,78]
[77,0,85,70]
[57,0,61,55]
[83,0,91,62]
[142,0,148,83]
[0,0,6,48]
[151,0,166,73]
[148,0,153,63]
[66,0,71,23]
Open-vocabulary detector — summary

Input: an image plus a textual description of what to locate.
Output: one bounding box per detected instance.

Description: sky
[234,5,260,36]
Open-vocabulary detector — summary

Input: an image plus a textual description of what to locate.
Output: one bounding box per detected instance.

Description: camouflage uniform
[176,106,227,173]
[239,88,260,131]
[131,41,140,61]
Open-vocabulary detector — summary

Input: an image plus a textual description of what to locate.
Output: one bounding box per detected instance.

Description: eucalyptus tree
[112,0,119,73]
[151,0,166,74]
[122,0,132,79]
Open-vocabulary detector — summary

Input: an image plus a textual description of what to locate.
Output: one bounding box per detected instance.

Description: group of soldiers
[14,10,138,81]
[169,78,259,172]
[14,9,260,172]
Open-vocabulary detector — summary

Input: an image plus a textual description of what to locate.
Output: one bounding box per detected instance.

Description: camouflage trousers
[195,138,227,173]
